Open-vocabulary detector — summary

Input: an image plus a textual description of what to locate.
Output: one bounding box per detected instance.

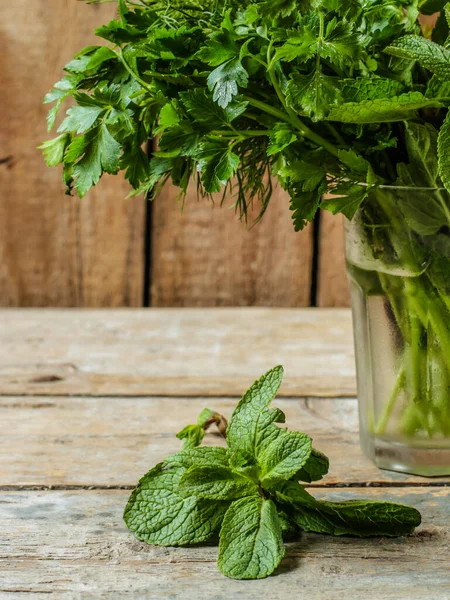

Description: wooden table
[2,309,449,598]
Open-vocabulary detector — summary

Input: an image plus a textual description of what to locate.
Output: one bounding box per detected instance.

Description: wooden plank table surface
[1,308,449,598]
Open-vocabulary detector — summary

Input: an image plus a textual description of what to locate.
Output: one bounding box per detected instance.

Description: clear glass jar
[345,186,450,476]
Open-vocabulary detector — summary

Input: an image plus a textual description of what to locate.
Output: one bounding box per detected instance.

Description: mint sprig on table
[41,0,450,230]
[124,366,422,580]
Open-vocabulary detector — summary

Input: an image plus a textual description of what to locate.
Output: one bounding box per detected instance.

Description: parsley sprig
[124,366,422,580]
[41,0,450,230]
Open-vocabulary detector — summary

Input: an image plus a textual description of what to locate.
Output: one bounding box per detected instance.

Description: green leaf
[286,69,341,121]
[180,89,247,126]
[69,124,122,198]
[39,134,71,167]
[58,105,105,135]
[327,93,443,124]
[196,139,240,193]
[267,123,297,156]
[176,424,205,449]
[295,448,329,483]
[158,126,200,157]
[165,446,229,470]
[218,496,285,579]
[337,149,370,177]
[385,36,450,81]
[207,58,249,108]
[258,431,312,488]
[277,481,422,537]
[226,366,285,458]
[85,46,116,70]
[438,110,450,193]
[179,465,258,500]
[156,103,180,132]
[124,460,228,546]
[197,30,238,66]
[322,184,370,220]
[282,482,421,537]
[341,77,405,102]
[289,189,323,232]
[121,145,150,189]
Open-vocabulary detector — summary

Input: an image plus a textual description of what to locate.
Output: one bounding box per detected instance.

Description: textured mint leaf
[258,431,312,488]
[218,496,285,579]
[295,447,330,483]
[277,481,421,537]
[267,123,297,156]
[39,134,71,167]
[58,105,105,135]
[385,36,450,81]
[438,111,450,193]
[196,139,240,193]
[404,121,440,187]
[327,93,443,123]
[165,446,229,470]
[286,69,341,121]
[124,460,228,546]
[179,465,258,500]
[207,58,248,108]
[322,184,370,220]
[226,366,285,458]
[70,125,122,197]
[176,424,205,449]
[341,77,405,102]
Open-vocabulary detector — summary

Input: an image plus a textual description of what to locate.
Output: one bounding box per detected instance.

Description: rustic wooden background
[1,0,353,308]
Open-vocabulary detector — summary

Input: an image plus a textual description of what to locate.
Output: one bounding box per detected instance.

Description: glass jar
[345,186,450,476]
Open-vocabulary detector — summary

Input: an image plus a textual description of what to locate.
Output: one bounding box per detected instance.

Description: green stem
[374,368,406,436]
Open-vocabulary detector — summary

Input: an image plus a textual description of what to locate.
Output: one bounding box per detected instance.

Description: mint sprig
[124,366,422,580]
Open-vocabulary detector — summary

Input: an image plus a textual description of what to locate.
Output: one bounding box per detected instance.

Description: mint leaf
[124,460,228,545]
[207,58,249,108]
[327,93,443,124]
[385,36,450,81]
[179,465,258,500]
[166,446,229,469]
[278,481,422,537]
[176,424,205,449]
[218,496,285,579]
[258,431,312,488]
[226,365,285,458]
[295,447,329,483]
[341,77,405,102]
[39,134,71,167]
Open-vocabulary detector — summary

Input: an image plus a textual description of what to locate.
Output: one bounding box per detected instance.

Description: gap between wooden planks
[1,488,449,598]
[2,395,450,488]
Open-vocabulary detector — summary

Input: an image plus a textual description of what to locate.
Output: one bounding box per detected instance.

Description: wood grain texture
[3,395,450,487]
[317,212,350,307]
[1,488,449,598]
[1,0,145,307]
[0,308,355,397]
[151,182,313,307]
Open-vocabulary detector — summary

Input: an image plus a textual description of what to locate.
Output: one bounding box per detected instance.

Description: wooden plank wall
[0,0,350,308]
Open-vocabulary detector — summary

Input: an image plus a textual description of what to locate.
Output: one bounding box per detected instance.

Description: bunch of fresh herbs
[41,0,450,229]
[124,366,422,580]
